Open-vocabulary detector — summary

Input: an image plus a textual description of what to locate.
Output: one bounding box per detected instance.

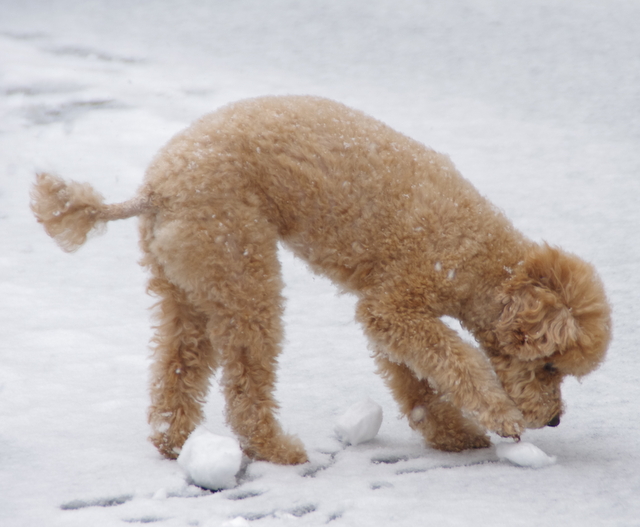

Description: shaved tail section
[30,172,152,253]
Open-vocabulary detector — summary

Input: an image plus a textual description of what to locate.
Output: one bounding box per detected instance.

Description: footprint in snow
[60,494,133,510]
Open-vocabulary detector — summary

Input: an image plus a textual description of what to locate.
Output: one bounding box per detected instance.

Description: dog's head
[490,244,611,429]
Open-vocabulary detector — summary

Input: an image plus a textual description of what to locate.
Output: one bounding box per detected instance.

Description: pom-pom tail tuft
[30,172,107,252]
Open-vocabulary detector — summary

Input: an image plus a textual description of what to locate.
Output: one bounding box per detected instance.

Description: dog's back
[142,96,525,294]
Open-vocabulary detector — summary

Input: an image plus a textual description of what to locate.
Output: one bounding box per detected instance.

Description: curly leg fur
[375,354,490,451]
[146,270,218,459]
[357,297,525,440]
[143,211,308,464]
[217,324,308,465]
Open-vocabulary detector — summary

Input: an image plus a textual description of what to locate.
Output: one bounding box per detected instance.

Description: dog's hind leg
[146,268,218,459]
[147,212,308,465]
[215,307,308,465]
[210,245,308,465]
[374,353,490,452]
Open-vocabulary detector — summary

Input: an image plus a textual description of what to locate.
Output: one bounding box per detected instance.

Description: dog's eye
[543,363,558,374]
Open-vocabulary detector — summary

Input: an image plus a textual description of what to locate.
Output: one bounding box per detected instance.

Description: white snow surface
[177,430,243,491]
[335,399,383,446]
[496,442,557,469]
[1,1,639,526]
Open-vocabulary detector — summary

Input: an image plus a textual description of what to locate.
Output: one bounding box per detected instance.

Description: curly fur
[31,95,612,463]
[31,172,151,252]
[30,172,107,252]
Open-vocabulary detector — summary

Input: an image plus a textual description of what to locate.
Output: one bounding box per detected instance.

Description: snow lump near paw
[335,398,383,446]
[496,441,557,468]
[177,429,243,490]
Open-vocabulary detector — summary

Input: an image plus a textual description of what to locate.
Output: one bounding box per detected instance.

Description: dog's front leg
[356,298,524,439]
[373,353,491,451]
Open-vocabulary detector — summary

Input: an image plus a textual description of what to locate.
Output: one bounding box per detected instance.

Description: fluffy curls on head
[495,244,611,377]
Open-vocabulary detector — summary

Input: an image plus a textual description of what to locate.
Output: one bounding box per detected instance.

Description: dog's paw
[493,412,525,440]
[495,420,523,440]
[479,405,525,440]
[150,430,184,460]
[428,430,491,452]
[245,433,309,465]
[423,414,492,452]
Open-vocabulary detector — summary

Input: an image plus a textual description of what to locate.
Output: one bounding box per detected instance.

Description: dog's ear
[495,244,611,372]
[496,284,579,361]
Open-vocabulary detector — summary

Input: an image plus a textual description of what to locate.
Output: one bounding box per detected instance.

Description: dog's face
[489,353,565,428]
[490,244,611,429]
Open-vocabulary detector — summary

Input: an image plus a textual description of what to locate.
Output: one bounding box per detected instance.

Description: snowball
[218,517,250,527]
[335,398,383,445]
[496,441,557,468]
[177,430,243,490]
[152,488,167,500]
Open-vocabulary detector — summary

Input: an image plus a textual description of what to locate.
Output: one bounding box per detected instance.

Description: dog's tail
[30,172,152,252]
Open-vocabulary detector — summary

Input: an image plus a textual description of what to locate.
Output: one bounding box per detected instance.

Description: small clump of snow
[335,398,383,445]
[177,429,243,490]
[216,517,250,527]
[496,441,557,469]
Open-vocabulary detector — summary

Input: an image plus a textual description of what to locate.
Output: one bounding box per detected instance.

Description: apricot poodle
[31,95,611,464]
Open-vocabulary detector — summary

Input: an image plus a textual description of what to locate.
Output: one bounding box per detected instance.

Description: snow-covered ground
[1,1,639,525]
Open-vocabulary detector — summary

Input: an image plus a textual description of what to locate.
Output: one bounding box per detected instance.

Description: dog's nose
[547,414,561,427]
